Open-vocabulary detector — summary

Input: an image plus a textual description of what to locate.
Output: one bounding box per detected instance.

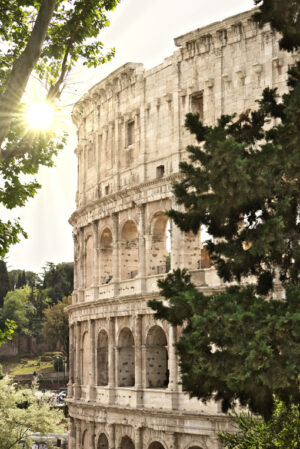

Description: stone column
[134,314,143,407]
[137,204,146,293]
[74,322,81,399]
[170,220,183,270]
[141,344,147,388]
[76,229,82,302]
[67,324,74,397]
[135,427,143,449]
[88,319,96,401]
[168,432,177,449]
[79,228,85,302]
[89,421,96,449]
[75,419,81,449]
[92,221,99,300]
[170,199,184,271]
[108,317,116,404]
[144,234,152,277]
[139,106,146,183]
[73,232,78,291]
[112,213,119,297]
[168,325,179,409]
[107,424,115,449]
[69,417,76,449]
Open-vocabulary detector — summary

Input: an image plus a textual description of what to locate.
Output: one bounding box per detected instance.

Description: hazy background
[5,0,254,273]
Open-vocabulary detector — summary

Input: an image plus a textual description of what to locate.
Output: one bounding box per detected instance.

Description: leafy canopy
[43,296,71,356]
[218,399,300,449]
[0,0,119,257]
[0,376,66,449]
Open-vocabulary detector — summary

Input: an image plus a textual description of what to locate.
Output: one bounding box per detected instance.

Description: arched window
[188,446,203,449]
[120,436,135,449]
[120,220,139,280]
[149,213,170,275]
[85,235,94,287]
[146,325,168,388]
[118,328,135,387]
[81,332,89,385]
[148,443,165,449]
[100,228,113,284]
[97,330,108,386]
[97,433,108,449]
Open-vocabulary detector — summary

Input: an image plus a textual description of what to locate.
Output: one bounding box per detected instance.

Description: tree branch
[47,0,93,101]
[0,0,57,151]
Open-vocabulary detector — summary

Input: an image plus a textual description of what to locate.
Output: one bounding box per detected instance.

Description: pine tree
[149,0,300,420]
[0,260,10,308]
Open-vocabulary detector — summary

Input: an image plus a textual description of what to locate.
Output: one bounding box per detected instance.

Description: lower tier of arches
[68,403,228,449]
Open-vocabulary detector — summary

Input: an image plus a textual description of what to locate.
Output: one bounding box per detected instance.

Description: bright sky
[4,0,254,274]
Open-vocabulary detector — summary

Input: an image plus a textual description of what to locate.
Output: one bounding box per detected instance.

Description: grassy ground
[0,352,64,376]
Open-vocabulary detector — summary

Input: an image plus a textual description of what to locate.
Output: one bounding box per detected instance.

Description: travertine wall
[67,8,295,449]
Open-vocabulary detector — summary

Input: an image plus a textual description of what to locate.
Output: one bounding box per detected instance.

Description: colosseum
[67,8,293,449]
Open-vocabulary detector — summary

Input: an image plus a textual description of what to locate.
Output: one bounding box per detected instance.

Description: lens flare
[25,101,55,130]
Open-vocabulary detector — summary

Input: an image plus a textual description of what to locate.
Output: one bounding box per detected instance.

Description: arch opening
[120,436,135,449]
[97,330,108,386]
[148,443,165,449]
[81,331,89,385]
[100,228,113,284]
[97,433,108,449]
[118,328,135,387]
[85,235,93,287]
[146,325,168,389]
[120,220,139,280]
[149,213,170,276]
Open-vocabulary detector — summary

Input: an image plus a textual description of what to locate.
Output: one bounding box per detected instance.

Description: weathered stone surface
[68,9,292,449]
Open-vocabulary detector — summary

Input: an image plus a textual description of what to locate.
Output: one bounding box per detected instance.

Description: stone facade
[67,8,294,449]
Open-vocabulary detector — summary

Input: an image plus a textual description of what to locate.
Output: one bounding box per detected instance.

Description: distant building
[67,8,293,449]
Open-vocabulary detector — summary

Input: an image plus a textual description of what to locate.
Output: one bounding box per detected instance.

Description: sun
[25,101,55,131]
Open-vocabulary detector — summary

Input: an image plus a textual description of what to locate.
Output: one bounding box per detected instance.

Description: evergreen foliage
[42,262,74,303]
[0,260,10,308]
[149,0,300,420]
[149,271,300,420]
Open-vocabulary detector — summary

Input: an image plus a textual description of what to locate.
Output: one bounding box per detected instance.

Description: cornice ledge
[69,173,183,226]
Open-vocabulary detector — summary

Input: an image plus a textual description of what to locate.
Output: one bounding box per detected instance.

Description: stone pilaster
[92,220,99,300]
[68,324,74,397]
[108,317,116,404]
[88,319,96,401]
[135,427,143,449]
[168,325,179,409]
[144,234,152,277]
[74,321,81,399]
[107,424,115,449]
[112,213,119,297]
[89,421,96,449]
[73,232,78,290]
[78,228,85,302]
[69,417,76,449]
[168,432,178,449]
[137,204,146,292]
[75,419,81,449]
[134,314,143,407]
